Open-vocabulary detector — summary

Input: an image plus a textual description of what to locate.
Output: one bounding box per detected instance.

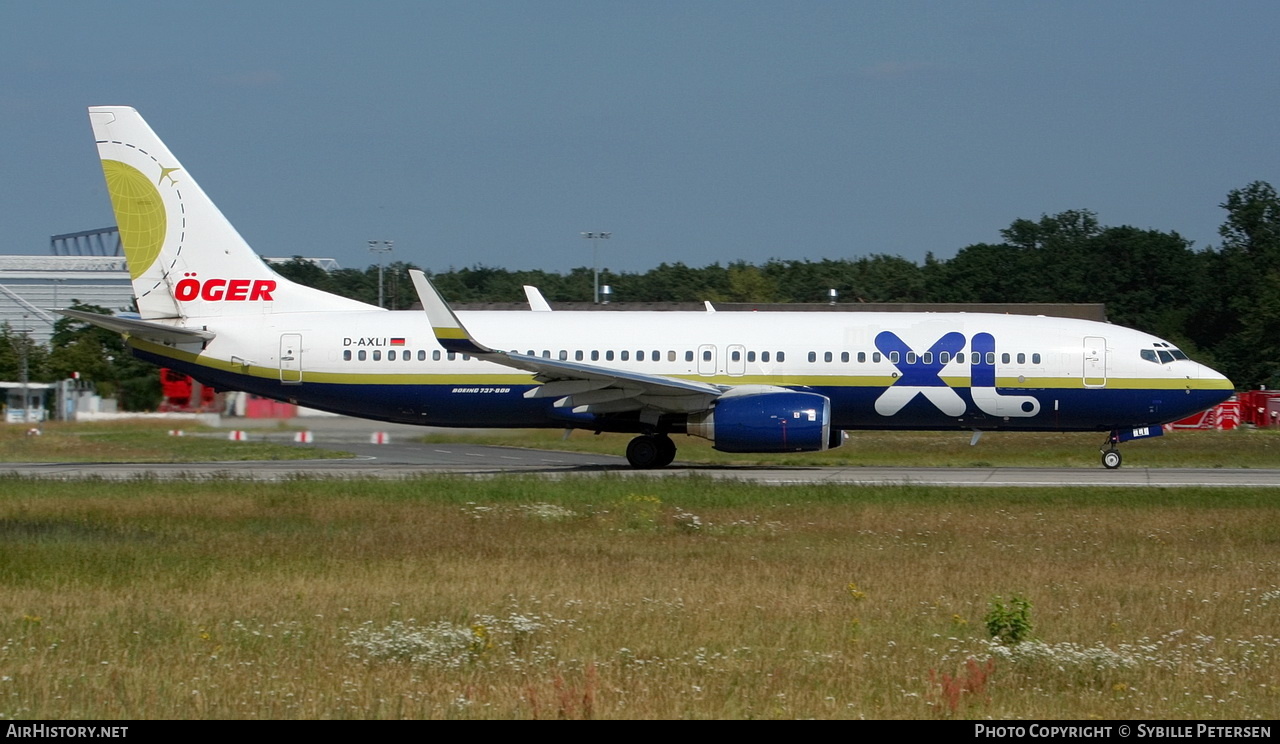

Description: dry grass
[0,476,1275,719]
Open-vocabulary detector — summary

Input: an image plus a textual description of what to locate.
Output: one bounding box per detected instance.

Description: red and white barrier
[228,430,248,441]
[293,431,314,443]
[370,432,390,444]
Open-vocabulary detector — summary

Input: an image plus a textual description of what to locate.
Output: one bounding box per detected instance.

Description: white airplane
[68,106,1233,469]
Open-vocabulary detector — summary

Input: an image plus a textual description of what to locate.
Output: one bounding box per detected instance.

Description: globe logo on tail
[101,160,167,279]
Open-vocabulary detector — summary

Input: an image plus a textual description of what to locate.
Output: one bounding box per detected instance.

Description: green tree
[1199,182,1280,387]
[47,302,161,411]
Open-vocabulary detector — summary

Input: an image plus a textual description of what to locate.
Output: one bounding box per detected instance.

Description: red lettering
[249,280,277,301]
[174,278,277,302]
[226,279,250,301]
[174,278,200,302]
[200,278,227,301]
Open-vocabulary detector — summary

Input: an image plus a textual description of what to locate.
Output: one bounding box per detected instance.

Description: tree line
[5,180,1276,408]
[274,181,1280,389]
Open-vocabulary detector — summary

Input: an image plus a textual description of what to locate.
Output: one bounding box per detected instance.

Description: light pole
[16,321,30,425]
[580,232,611,303]
[368,240,394,308]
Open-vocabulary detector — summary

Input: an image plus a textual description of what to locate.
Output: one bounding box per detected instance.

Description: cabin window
[1032,353,1041,365]
[575,350,584,361]
[761,351,770,363]
[922,352,933,364]
[906,352,916,364]
[747,351,756,362]
[447,352,456,361]
[404,352,411,362]
[824,351,833,363]
[358,350,367,361]
[858,351,867,363]
[1001,353,1010,364]
[591,350,599,361]
[432,350,440,361]
[653,350,660,361]
[388,350,397,361]
[939,351,949,364]
[841,351,849,363]
[731,350,742,362]
[889,351,900,364]
[637,350,645,361]
[621,351,630,361]
[343,350,352,361]
[685,350,694,362]
[419,350,427,361]
[559,350,568,361]
[1017,353,1026,364]
[702,350,712,362]
[777,351,786,362]
[985,352,995,365]
[667,350,676,362]
[872,352,881,363]
[606,350,614,361]
[808,351,817,363]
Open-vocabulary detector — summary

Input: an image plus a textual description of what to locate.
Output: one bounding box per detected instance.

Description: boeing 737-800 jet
[68,106,1234,469]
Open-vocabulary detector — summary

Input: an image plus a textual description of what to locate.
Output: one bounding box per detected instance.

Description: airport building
[0,229,133,345]
[0,228,342,345]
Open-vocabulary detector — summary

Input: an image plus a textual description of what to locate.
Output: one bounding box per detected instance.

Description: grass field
[0,475,1276,719]
[0,421,349,463]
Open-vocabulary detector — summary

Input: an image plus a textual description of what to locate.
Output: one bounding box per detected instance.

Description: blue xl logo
[873,331,1040,418]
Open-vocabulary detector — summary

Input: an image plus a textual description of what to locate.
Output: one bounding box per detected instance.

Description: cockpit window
[1143,345,1189,364]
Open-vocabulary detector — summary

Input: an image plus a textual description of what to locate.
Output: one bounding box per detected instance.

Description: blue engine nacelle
[687,390,834,453]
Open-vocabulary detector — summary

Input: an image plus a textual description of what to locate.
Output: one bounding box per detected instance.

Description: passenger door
[1083,336,1106,388]
[280,333,303,384]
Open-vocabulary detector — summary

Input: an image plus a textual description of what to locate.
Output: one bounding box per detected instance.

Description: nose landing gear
[1100,431,1124,469]
[1100,425,1163,469]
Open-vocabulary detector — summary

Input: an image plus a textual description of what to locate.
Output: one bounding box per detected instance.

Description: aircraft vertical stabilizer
[87,106,373,319]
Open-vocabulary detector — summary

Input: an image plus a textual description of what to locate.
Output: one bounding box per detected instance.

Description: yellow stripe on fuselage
[129,338,1233,391]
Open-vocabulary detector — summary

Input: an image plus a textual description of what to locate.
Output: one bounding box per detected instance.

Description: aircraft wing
[57,308,216,345]
[410,270,721,414]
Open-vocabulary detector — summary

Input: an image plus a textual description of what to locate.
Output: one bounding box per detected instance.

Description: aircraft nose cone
[1198,361,1231,384]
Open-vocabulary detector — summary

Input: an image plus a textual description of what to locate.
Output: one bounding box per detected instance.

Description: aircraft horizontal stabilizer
[57,309,215,345]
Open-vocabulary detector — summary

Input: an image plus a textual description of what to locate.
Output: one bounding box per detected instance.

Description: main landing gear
[626,433,677,469]
[1100,432,1123,469]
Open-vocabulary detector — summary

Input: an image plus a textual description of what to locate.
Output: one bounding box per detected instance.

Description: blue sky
[3,1,1278,275]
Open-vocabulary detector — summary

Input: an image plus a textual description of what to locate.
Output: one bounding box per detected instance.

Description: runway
[3,437,1277,487]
